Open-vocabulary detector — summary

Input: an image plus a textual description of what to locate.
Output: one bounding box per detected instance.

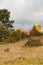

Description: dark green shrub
[24,39,41,47]
[5,38,16,43]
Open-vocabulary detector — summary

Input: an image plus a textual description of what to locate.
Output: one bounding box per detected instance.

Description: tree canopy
[0,9,14,30]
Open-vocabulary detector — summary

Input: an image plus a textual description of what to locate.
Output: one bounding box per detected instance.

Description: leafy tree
[0,9,14,30]
[0,26,10,42]
[13,30,22,41]
[30,25,41,36]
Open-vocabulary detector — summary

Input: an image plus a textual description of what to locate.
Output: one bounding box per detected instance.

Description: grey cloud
[0,0,43,31]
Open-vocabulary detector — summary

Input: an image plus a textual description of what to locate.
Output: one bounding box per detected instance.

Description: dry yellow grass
[0,36,43,65]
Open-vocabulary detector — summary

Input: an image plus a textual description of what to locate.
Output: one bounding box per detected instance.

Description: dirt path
[0,38,43,62]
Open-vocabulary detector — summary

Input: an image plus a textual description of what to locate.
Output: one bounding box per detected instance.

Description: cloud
[0,0,43,31]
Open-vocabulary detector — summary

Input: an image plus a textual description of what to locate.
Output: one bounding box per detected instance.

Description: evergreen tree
[0,9,14,30]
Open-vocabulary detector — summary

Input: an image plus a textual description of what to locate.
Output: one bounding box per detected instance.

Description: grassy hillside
[0,36,43,65]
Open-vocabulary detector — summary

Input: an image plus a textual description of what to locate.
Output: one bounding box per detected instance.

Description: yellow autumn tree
[35,25,41,31]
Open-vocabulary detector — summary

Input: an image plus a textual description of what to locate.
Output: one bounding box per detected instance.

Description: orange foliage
[35,25,41,31]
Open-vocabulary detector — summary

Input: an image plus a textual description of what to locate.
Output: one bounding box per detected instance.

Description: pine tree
[0,9,14,30]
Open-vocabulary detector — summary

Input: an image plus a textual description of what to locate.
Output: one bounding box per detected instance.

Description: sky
[0,0,43,31]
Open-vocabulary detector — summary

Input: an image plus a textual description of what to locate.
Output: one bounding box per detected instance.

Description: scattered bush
[0,29,29,43]
[24,38,41,47]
